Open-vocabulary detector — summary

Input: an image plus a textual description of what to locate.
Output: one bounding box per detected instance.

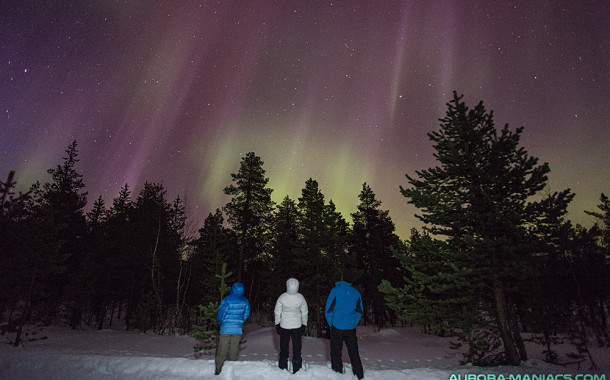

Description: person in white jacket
[274,278,308,373]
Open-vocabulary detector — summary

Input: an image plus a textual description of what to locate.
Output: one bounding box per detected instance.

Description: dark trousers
[278,326,303,373]
[330,326,363,379]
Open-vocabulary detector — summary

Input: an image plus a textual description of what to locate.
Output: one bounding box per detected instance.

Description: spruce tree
[223,152,274,284]
[350,183,400,328]
[584,193,610,329]
[193,263,232,352]
[8,182,63,345]
[398,92,573,365]
[190,209,237,307]
[130,182,183,332]
[85,197,111,329]
[105,184,137,329]
[269,196,301,297]
[322,200,349,282]
[296,178,341,336]
[585,193,610,255]
[0,173,62,345]
[379,229,476,337]
[40,141,88,328]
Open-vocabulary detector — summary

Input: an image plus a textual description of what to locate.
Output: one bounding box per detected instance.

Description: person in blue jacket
[215,282,250,375]
[325,270,364,379]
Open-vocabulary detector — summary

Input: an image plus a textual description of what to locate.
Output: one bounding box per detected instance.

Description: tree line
[1,92,608,367]
[0,143,401,345]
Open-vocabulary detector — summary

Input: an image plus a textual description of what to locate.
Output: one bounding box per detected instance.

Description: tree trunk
[507,297,527,361]
[237,244,244,282]
[15,264,37,346]
[494,279,521,365]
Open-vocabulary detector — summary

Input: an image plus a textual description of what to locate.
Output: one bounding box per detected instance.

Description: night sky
[2,1,608,238]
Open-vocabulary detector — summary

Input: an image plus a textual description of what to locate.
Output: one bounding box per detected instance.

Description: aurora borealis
[1,1,608,238]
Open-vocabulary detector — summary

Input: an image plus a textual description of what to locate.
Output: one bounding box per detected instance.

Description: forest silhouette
[1,94,608,368]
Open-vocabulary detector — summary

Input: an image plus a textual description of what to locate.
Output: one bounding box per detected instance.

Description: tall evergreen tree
[322,200,349,281]
[190,209,237,307]
[85,196,111,329]
[0,171,25,315]
[517,192,575,362]
[585,193,610,256]
[296,178,339,337]
[397,92,573,365]
[105,184,137,328]
[269,196,301,298]
[6,182,64,345]
[350,183,400,328]
[223,152,274,287]
[379,229,475,337]
[40,141,89,328]
[0,173,63,345]
[130,182,183,332]
[585,193,610,316]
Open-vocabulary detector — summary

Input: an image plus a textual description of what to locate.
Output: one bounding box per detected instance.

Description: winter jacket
[274,278,308,329]
[325,281,363,330]
[217,283,251,335]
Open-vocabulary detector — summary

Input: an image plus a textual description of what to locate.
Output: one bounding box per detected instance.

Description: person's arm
[324,289,336,325]
[217,298,227,326]
[301,295,308,326]
[274,296,283,326]
[244,300,251,322]
[355,296,363,314]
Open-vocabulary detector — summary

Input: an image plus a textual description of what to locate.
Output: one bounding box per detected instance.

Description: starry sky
[1,1,609,238]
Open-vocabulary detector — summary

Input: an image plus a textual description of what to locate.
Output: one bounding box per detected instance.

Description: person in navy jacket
[215,282,250,375]
[325,270,364,379]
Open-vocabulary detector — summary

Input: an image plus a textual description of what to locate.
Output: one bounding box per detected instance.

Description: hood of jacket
[230,282,244,297]
[286,278,299,295]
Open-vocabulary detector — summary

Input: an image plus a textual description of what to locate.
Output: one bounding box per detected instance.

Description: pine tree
[296,178,337,337]
[130,182,183,332]
[322,200,349,282]
[379,229,476,337]
[584,193,610,336]
[105,184,137,329]
[585,193,610,256]
[85,197,111,329]
[269,196,301,298]
[190,209,237,307]
[350,183,400,328]
[398,92,573,365]
[0,172,61,345]
[223,152,274,285]
[39,141,88,328]
[193,263,232,352]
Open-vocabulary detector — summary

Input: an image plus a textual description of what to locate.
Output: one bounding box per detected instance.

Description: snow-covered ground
[1,324,607,379]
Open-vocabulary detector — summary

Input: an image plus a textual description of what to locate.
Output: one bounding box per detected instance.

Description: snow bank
[0,325,607,379]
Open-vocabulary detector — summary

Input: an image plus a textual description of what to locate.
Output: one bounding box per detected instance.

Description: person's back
[325,271,364,379]
[325,281,362,330]
[215,282,250,375]
[274,278,308,373]
[217,283,250,335]
[275,278,308,329]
